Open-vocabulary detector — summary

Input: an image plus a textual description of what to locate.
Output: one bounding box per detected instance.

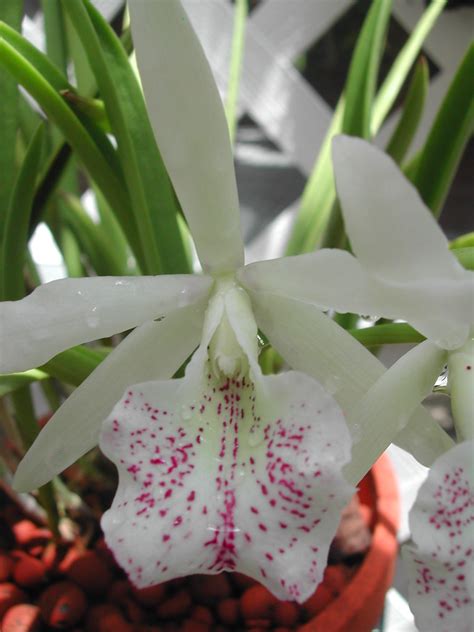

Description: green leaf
[41,345,109,387]
[0,34,144,268]
[0,1,22,245]
[1,125,45,302]
[342,0,392,138]
[63,0,190,275]
[225,0,247,145]
[41,0,68,73]
[29,142,73,234]
[59,192,129,275]
[0,370,49,398]
[386,57,429,163]
[317,0,392,252]
[56,225,85,278]
[94,186,135,275]
[286,0,446,255]
[0,20,70,91]
[450,232,474,249]
[371,0,447,132]
[349,323,425,346]
[412,43,474,217]
[452,247,474,271]
[285,99,344,256]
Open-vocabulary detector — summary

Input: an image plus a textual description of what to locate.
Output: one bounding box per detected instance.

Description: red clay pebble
[122,596,145,623]
[93,538,116,568]
[231,572,256,591]
[0,583,27,618]
[155,589,191,619]
[246,625,271,632]
[240,585,278,620]
[132,583,166,606]
[41,543,61,573]
[63,550,112,595]
[39,581,87,629]
[1,604,42,632]
[190,605,213,624]
[302,583,333,617]
[85,604,117,632]
[274,628,292,632]
[180,620,210,632]
[12,521,37,546]
[85,604,133,632]
[13,553,47,588]
[189,573,232,604]
[273,601,299,627]
[217,597,239,625]
[0,552,13,581]
[107,580,130,604]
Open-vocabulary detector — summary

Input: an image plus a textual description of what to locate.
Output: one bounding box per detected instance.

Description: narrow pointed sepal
[403,441,474,631]
[100,367,353,603]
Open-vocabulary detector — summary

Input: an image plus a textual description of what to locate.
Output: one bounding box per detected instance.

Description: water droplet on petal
[86,307,100,328]
[177,288,188,308]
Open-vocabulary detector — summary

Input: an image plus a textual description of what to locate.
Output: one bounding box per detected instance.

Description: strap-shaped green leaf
[386,57,429,164]
[371,0,446,132]
[412,43,474,217]
[59,192,129,276]
[225,0,247,145]
[41,345,109,387]
[0,2,22,245]
[452,247,474,271]
[349,323,425,347]
[342,0,392,138]
[0,370,49,398]
[63,0,190,275]
[286,0,446,255]
[0,35,144,268]
[1,125,44,301]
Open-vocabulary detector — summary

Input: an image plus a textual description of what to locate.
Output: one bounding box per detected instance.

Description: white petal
[332,135,466,284]
[403,441,474,631]
[248,290,454,482]
[129,0,244,274]
[100,366,353,603]
[13,300,207,492]
[0,275,212,373]
[238,250,377,315]
[344,340,448,484]
[448,338,474,441]
[239,252,473,350]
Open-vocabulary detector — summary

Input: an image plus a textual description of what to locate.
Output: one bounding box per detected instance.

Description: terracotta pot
[299,453,400,632]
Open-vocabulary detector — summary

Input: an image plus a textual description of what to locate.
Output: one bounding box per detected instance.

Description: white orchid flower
[403,440,473,632]
[242,136,472,474]
[242,134,473,616]
[1,2,452,602]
